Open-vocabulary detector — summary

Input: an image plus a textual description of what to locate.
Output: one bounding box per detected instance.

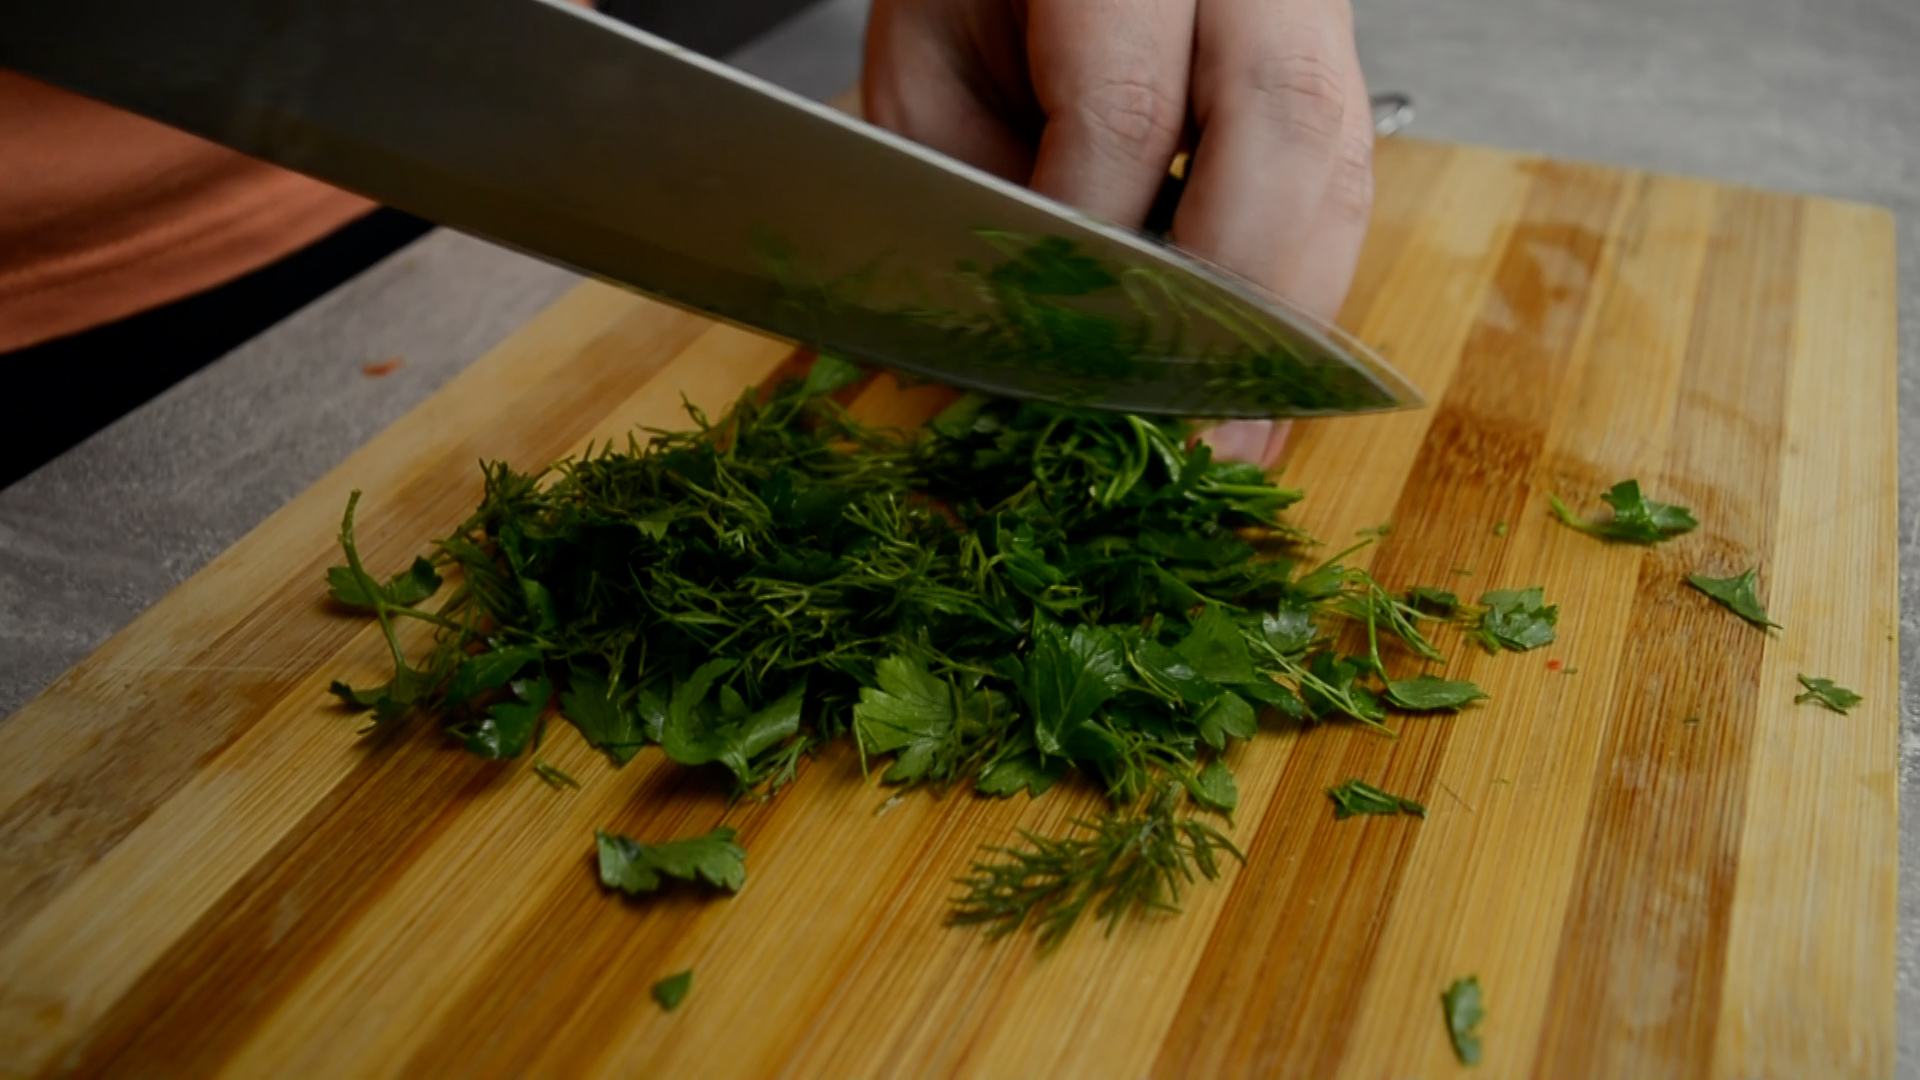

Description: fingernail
[1197,420,1273,465]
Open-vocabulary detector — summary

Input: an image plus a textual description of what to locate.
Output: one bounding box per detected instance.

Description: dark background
[1,0,820,490]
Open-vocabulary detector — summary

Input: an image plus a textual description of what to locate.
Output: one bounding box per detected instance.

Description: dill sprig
[947,785,1242,951]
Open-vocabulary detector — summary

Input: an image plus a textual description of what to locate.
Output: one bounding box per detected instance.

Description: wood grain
[0,136,1897,1078]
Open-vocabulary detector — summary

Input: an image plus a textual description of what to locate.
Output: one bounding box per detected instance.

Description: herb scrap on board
[1549,479,1698,544]
[1442,975,1486,1065]
[1795,675,1862,714]
[1327,779,1426,820]
[1686,567,1780,630]
[652,970,693,1012]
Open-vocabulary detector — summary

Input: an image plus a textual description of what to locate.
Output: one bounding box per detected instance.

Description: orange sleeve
[0,72,376,352]
[0,0,597,352]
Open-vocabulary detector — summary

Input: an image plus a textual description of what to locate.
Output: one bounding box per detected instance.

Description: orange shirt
[0,72,376,353]
[0,1,599,353]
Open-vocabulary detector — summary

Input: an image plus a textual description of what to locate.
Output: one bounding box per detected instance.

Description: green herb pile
[328,358,1529,818]
[324,356,1586,970]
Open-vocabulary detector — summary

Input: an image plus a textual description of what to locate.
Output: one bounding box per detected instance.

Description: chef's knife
[3,0,1423,418]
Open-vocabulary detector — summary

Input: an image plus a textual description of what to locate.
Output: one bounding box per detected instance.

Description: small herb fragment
[947,786,1242,951]
[1492,521,1509,537]
[1442,975,1485,1066]
[1549,479,1697,544]
[1385,675,1487,712]
[1471,588,1559,653]
[652,969,692,1011]
[1404,586,1460,616]
[533,759,579,790]
[1795,675,1862,714]
[1326,778,1425,820]
[1686,568,1780,630]
[596,827,747,895]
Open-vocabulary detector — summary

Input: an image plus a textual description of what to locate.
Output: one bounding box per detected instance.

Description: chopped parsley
[1549,479,1697,543]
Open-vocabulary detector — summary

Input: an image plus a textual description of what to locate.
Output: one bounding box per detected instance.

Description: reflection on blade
[761,229,1418,417]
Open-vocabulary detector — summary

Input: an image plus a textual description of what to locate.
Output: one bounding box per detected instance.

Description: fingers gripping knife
[4,0,1423,418]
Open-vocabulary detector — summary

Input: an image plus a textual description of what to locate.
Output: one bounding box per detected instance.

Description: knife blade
[4,0,1423,418]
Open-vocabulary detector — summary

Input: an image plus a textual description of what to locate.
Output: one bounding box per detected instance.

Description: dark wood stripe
[65,729,502,1076]
[1154,158,1626,1077]
[0,307,716,954]
[1533,188,1802,1077]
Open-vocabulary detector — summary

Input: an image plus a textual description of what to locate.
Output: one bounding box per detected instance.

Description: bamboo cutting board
[0,135,1898,1078]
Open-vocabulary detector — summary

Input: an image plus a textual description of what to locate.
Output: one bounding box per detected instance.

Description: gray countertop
[3,0,1914,1067]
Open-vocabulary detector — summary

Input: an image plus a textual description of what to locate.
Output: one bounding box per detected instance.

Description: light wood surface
[0,136,1898,1078]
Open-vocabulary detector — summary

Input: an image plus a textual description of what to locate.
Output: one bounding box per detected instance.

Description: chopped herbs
[948,785,1243,951]
[1549,479,1697,544]
[1470,588,1559,653]
[1442,976,1485,1065]
[1492,521,1509,537]
[1327,779,1426,820]
[1686,568,1780,630]
[1795,675,1862,714]
[323,361,1567,948]
[596,827,747,896]
[652,970,693,1011]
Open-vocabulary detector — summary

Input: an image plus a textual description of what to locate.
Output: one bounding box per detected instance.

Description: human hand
[863,0,1376,466]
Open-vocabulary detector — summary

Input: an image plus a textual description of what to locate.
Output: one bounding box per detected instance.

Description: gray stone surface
[0,234,580,713]
[2,0,1914,1065]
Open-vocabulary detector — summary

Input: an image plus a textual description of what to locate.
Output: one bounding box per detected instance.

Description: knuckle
[1243,45,1348,144]
[1325,128,1376,223]
[1071,75,1185,162]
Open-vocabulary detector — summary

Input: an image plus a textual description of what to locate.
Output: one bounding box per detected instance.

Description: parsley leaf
[1327,778,1425,819]
[445,645,543,708]
[1795,674,1862,714]
[799,351,863,397]
[661,662,806,786]
[855,653,1007,784]
[1186,759,1240,816]
[596,827,747,894]
[1442,975,1485,1065]
[1385,675,1488,712]
[466,676,552,759]
[652,969,693,1011]
[1021,622,1127,757]
[560,666,646,765]
[1686,568,1780,629]
[1174,605,1256,684]
[1471,588,1558,653]
[1195,691,1258,750]
[326,555,442,610]
[1549,479,1697,544]
[975,751,1070,798]
[1299,653,1388,729]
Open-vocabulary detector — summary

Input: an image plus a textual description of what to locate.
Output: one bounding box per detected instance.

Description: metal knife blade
[4,0,1423,418]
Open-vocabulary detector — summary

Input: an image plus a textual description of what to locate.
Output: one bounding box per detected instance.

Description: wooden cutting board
[0,135,1898,1078]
